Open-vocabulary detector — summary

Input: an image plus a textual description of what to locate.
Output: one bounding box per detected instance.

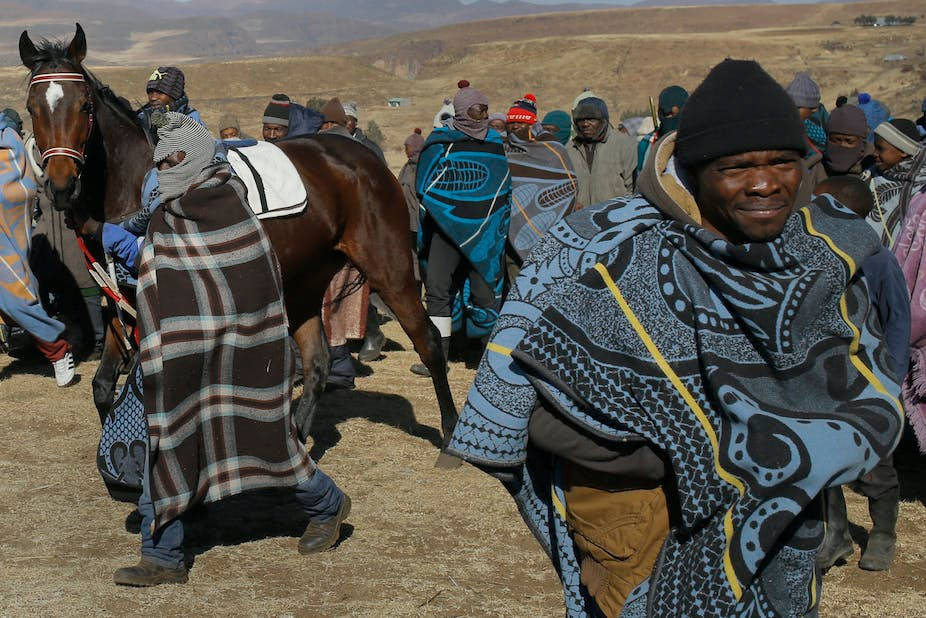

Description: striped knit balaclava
[152,111,216,201]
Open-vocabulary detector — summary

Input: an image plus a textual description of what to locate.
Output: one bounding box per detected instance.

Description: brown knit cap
[321,97,348,127]
[218,114,239,132]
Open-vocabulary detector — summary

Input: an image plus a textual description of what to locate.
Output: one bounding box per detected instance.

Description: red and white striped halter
[28,72,94,167]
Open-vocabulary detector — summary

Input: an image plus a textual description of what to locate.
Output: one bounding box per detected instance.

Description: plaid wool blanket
[137,163,313,530]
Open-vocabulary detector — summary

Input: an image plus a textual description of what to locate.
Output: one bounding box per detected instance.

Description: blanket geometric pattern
[448,194,903,617]
[505,136,578,261]
[417,126,511,335]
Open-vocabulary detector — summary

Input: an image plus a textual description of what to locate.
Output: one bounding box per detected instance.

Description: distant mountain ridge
[0,0,851,66]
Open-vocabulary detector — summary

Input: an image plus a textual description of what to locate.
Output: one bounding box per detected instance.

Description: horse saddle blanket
[98,357,147,499]
[226,141,307,219]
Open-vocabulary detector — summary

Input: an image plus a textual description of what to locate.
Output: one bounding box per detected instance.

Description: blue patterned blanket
[417,127,511,335]
[448,194,903,616]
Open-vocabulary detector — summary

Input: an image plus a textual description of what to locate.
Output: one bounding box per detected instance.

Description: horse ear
[67,23,86,65]
[19,30,40,70]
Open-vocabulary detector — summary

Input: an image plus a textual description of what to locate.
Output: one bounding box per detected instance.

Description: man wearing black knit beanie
[448,58,902,617]
[136,66,204,145]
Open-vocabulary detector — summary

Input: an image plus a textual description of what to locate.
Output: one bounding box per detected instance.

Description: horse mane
[26,37,146,135]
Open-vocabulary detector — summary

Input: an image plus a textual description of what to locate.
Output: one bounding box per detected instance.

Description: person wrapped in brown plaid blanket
[94,112,352,587]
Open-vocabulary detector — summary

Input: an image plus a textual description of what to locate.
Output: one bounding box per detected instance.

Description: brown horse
[20,24,460,465]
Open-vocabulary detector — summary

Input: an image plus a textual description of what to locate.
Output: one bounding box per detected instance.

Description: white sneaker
[52,351,76,387]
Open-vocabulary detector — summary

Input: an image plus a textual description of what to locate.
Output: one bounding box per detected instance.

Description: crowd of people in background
[3,52,926,615]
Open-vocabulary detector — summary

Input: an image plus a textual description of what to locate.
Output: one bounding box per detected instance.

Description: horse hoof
[434,452,463,469]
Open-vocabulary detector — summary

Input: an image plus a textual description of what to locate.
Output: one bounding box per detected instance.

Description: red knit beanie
[506,94,538,124]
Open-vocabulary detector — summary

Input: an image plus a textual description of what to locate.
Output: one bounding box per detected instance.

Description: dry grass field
[1,321,926,616]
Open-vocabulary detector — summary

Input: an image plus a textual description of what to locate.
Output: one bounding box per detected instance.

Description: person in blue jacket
[136,67,204,145]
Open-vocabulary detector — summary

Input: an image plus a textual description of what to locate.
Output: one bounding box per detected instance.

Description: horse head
[20,23,91,212]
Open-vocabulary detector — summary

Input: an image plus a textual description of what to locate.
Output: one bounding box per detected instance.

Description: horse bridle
[27,71,94,168]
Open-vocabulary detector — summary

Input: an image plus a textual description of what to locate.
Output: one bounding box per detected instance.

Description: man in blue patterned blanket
[411,79,511,376]
[446,59,904,616]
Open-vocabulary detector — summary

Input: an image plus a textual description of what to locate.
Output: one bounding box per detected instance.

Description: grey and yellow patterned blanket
[447,194,903,616]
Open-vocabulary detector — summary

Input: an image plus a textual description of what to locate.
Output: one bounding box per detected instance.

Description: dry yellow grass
[1,321,926,616]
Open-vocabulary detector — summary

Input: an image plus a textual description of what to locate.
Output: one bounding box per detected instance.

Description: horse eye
[81,101,92,114]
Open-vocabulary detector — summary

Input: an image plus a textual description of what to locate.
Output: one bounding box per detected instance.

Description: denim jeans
[138,467,343,568]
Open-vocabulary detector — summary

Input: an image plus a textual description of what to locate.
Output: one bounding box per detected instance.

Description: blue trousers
[139,468,344,569]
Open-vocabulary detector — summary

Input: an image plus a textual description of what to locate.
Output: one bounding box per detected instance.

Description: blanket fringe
[907,351,926,399]
[902,377,926,454]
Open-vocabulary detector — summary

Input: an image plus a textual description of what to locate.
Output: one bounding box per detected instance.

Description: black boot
[325,344,355,391]
[858,493,898,571]
[113,558,188,587]
[410,337,450,377]
[298,494,352,554]
[357,304,386,362]
[816,486,854,570]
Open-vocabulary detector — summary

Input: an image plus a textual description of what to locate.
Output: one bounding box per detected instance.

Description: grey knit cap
[152,111,217,201]
[785,72,820,109]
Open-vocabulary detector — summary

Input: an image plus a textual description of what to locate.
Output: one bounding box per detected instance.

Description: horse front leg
[92,325,124,424]
[291,314,329,443]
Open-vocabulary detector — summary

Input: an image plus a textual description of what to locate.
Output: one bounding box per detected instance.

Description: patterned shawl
[868,148,926,247]
[505,134,578,261]
[448,193,903,616]
[892,187,926,452]
[138,162,313,530]
[417,126,511,334]
[0,126,63,343]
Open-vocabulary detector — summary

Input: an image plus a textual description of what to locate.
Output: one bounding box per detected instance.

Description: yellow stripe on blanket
[593,261,747,601]
[798,207,904,422]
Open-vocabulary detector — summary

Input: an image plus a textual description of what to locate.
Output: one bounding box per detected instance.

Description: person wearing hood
[136,67,204,145]
[541,110,572,146]
[568,96,637,207]
[823,104,873,177]
[411,80,511,377]
[70,112,352,586]
[866,118,926,247]
[342,101,386,164]
[444,59,902,617]
[637,85,689,175]
[503,94,577,278]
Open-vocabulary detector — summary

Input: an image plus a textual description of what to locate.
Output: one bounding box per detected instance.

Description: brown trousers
[563,464,670,617]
